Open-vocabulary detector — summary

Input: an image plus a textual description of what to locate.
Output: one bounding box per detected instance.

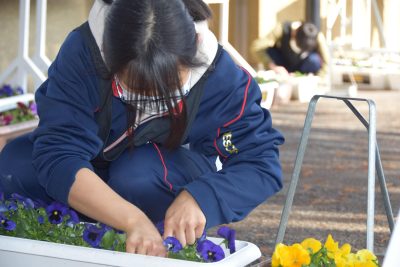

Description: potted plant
[270,235,379,267]
[0,192,261,267]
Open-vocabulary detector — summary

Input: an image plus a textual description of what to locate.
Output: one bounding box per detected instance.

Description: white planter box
[331,65,388,90]
[0,235,261,267]
[0,93,35,112]
[0,119,38,150]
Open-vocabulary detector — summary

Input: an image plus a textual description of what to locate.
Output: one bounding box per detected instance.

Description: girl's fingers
[185,227,196,245]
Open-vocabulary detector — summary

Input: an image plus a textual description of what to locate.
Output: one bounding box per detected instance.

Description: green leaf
[101,230,116,249]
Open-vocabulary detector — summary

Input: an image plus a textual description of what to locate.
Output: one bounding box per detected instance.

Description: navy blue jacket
[30,29,284,227]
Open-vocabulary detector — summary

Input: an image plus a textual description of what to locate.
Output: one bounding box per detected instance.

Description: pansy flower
[163,236,183,253]
[37,215,45,224]
[16,102,28,113]
[29,102,37,115]
[0,192,6,213]
[0,203,7,213]
[217,226,236,253]
[0,114,13,125]
[0,85,14,97]
[66,209,80,226]
[45,202,68,224]
[198,231,207,243]
[11,193,35,209]
[197,239,225,262]
[15,87,23,95]
[83,224,107,248]
[7,201,17,212]
[0,213,16,231]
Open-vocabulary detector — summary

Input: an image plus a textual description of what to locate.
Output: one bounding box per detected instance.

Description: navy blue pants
[0,134,216,224]
[266,47,322,74]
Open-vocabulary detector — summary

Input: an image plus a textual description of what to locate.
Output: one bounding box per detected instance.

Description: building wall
[0,0,92,90]
[210,0,394,67]
[0,0,398,90]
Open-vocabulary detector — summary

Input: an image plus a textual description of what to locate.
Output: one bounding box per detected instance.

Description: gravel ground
[209,89,400,265]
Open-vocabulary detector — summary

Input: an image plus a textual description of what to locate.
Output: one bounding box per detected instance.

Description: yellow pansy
[324,234,339,259]
[355,249,379,267]
[345,253,358,266]
[271,243,311,267]
[334,243,352,265]
[356,249,377,261]
[301,238,322,254]
[271,243,286,267]
[340,243,352,255]
[324,234,352,266]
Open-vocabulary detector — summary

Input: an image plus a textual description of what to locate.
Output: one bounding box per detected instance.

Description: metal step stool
[275,94,395,253]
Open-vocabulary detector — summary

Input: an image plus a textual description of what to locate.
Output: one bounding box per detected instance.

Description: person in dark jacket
[0,0,284,257]
[252,21,330,76]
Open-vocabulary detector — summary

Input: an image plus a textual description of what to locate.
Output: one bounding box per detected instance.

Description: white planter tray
[0,235,261,267]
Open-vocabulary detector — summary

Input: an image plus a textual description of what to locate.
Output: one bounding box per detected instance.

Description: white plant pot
[258,82,278,109]
[0,235,261,267]
[290,75,321,103]
[387,71,400,91]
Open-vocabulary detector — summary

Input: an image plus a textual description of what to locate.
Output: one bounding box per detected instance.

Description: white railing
[0,0,257,95]
[0,0,49,93]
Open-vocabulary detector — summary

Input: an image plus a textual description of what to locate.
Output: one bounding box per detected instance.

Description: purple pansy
[37,215,44,224]
[15,87,24,95]
[66,209,80,226]
[198,231,207,242]
[29,102,37,115]
[11,193,35,209]
[0,85,14,97]
[83,224,107,248]
[7,201,17,212]
[99,223,112,232]
[46,202,68,224]
[0,213,16,231]
[197,239,225,262]
[217,226,236,253]
[163,236,183,253]
[0,204,7,213]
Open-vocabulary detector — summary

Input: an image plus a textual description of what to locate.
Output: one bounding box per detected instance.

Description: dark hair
[295,22,318,52]
[103,0,206,149]
[102,0,212,21]
[181,0,212,21]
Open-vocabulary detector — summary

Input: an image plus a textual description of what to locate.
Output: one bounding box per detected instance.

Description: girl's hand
[163,190,206,247]
[125,213,167,257]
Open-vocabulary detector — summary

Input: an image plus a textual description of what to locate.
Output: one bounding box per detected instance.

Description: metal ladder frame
[275,95,395,253]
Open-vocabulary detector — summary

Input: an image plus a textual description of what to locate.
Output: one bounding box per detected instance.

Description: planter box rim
[0,235,261,267]
[0,119,38,135]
